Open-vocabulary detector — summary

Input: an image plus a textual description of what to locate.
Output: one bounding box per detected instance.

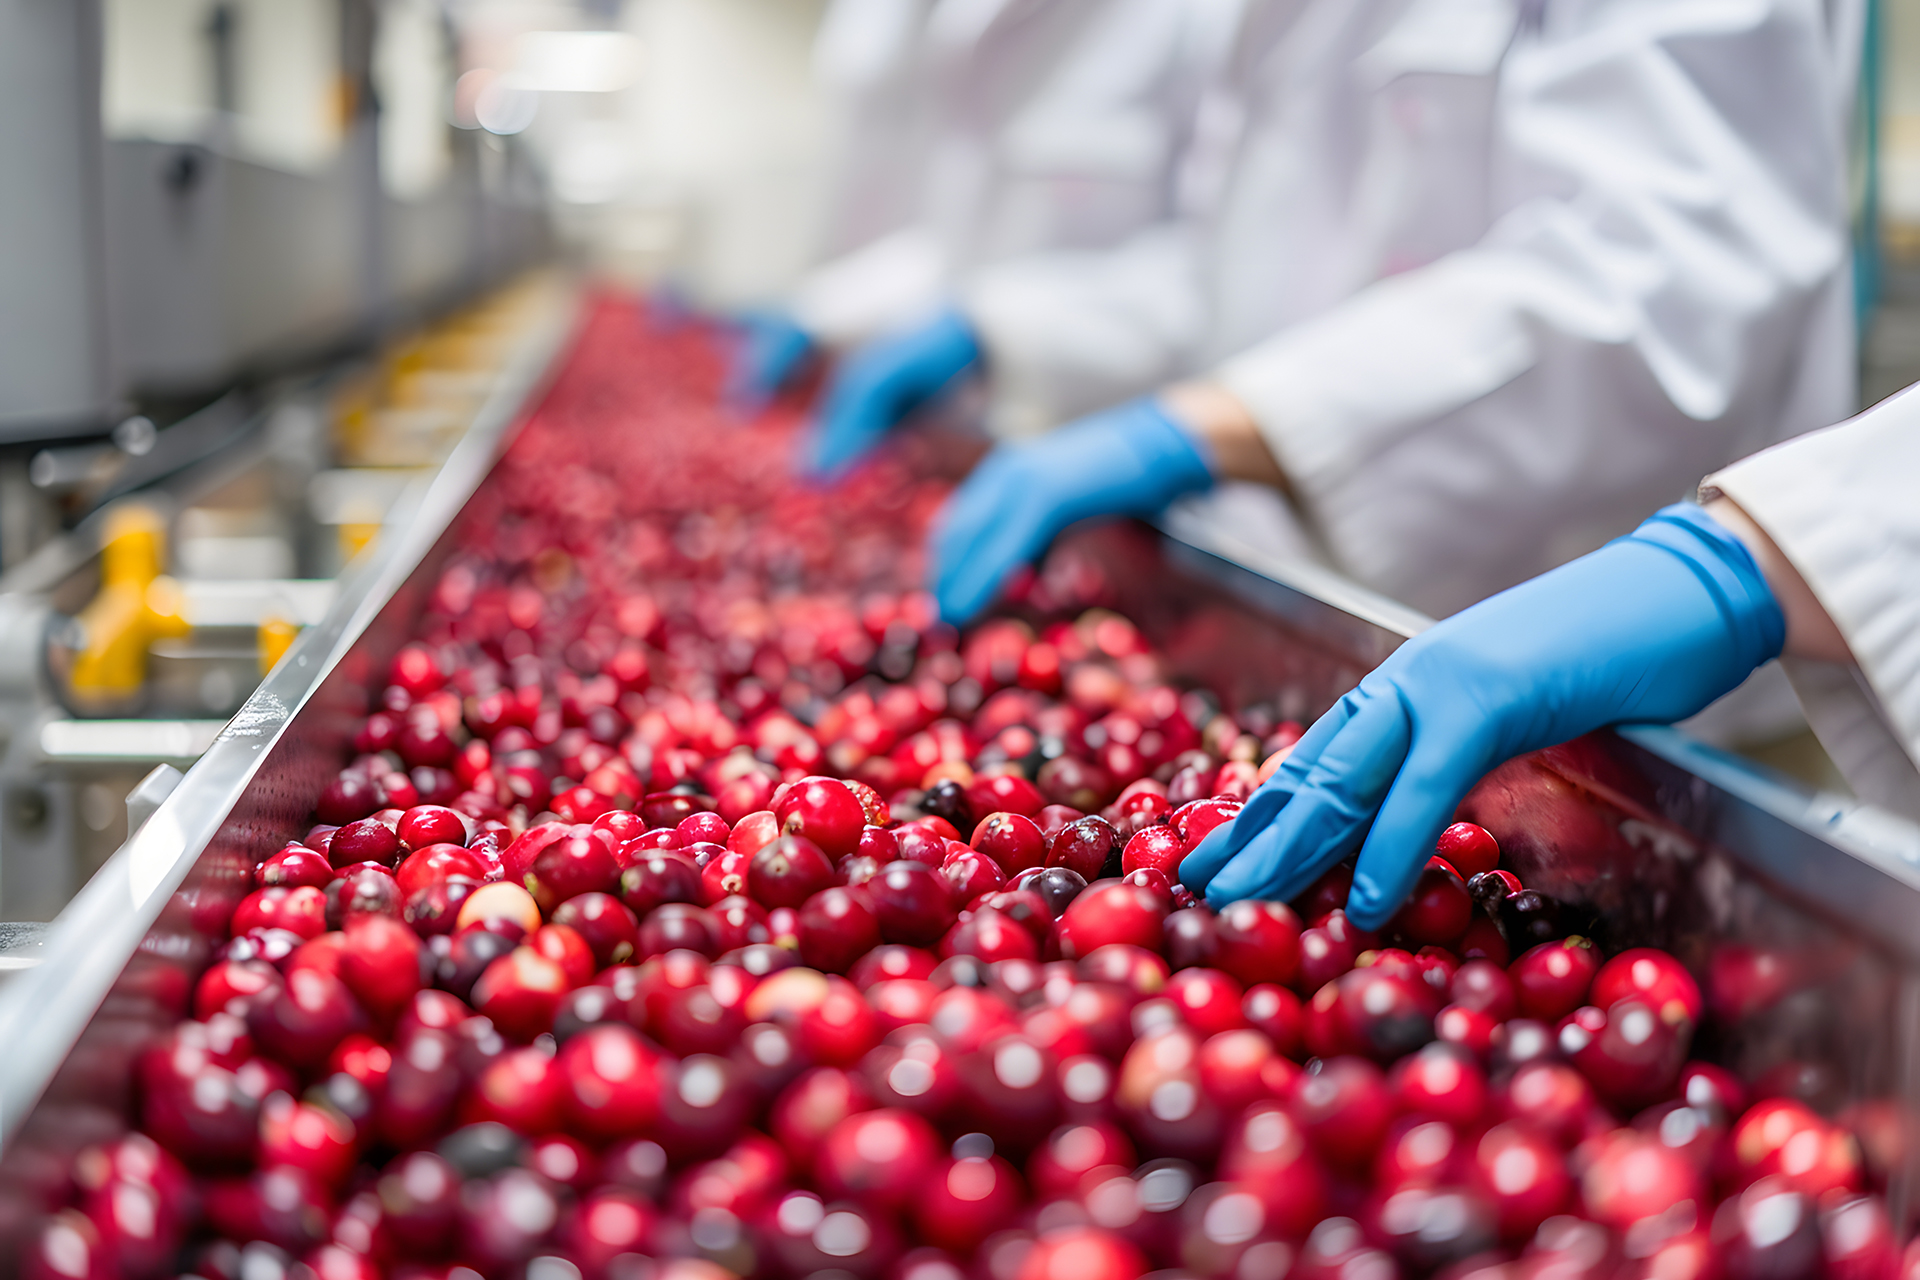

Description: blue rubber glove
[807,311,981,476]
[727,310,815,412]
[1180,504,1785,929]
[930,398,1216,624]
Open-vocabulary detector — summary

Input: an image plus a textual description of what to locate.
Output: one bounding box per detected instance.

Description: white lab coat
[790,0,1241,346]
[1705,396,1920,822]
[962,0,1862,619]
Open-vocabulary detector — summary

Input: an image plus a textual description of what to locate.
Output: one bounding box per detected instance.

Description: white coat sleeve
[788,228,952,349]
[1215,0,1851,508]
[1703,392,1920,821]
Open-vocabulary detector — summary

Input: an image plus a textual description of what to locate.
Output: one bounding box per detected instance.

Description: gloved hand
[806,310,981,477]
[727,310,815,412]
[1180,504,1785,929]
[931,398,1216,624]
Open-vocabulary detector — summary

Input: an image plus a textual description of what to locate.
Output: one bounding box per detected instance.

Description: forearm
[1157,380,1291,497]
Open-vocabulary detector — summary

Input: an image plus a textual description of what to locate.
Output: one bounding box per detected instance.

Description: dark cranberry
[1449,958,1517,1020]
[1014,865,1088,916]
[747,834,836,909]
[316,774,381,825]
[1037,756,1116,813]
[551,984,632,1043]
[325,868,405,929]
[457,1167,561,1273]
[248,968,368,1065]
[917,778,972,833]
[1391,861,1473,946]
[550,891,640,966]
[1499,889,1576,947]
[619,849,703,916]
[1304,967,1438,1062]
[636,902,720,959]
[1713,1177,1821,1280]
[794,886,882,973]
[376,1028,463,1148]
[867,860,955,946]
[1048,816,1119,882]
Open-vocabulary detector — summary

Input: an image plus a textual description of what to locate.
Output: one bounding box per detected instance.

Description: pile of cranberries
[32,299,1908,1280]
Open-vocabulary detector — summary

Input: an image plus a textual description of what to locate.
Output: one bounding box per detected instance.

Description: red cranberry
[1028,1120,1136,1201]
[376,1028,462,1147]
[1199,1027,1294,1116]
[761,1191,902,1279]
[1016,1227,1147,1280]
[1582,1127,1706,1231]
[770,1067,876,1167]
[795,886,883,973]
[1164,968,1244,1038]
[1510,937,1600,1021]
[470,947,569,1041]
[678,810,731,845]
[1212,900,1303,987]
[194,958,283,1019]
[1219,1103,1327,1238]
[635,902,720,959]
[1388,1041,1487,1127]
[1059,881,1165,958]
[1373,1116,1460,1190]
[527,831,621,912]
[328,817,400,868]
[856,825,901,864]
[653,968,753,1056]
[748,834,836,909]
[968,772,1046,819]
[550,891,640,965]
[1556,999,1686,1110]
[247,966,368,1065]
[395,843,488,898]
[258,846,335,890]
[532,921,597,986]
[1590,948,1703,1028]
[709,895,772,952]
[1159,907,1216,971]
[1469,1122,1570,1242]
[1290,1057,1394,1171]
[1390,862,1472,946]
[1435,823,1499,878]
[233,885,328,940]
[868,859,955,946]
[700,848,752,903]
[397,805,467,852]
[1448,959,1516,1020]
[1171,797,1240,851]
[336,913,423,1017]
[1305,967,1438,1062]
[776,777,866,858]
[1821,1195,1898,1280]
[327,867,406,928]
[1120,826,1185,879]
[1456,917,1509,967]
[1434,1004,1499,1058]
[815,1108,944,1212]
[1499,1061,1599,1147]
[913,1151,1027,1255]
[1726,1098,1862,1198]
[316,774,381,825]
[943,909,1040,964]
[1242,984,1304,1058]
[1047,816,1119,882]
[652,1053,752,1162]
[972,812,1047,874]
[942,852,1005,905]
[848,944,938,989]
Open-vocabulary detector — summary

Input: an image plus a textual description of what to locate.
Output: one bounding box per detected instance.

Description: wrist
[1158,381,1291,495]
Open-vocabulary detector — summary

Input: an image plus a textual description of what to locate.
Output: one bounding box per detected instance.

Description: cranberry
[1120,826,1185,879]
[770,1067,875,1167]
[848,944,938,989]
[376,1028,462,1146]
[709,894,772,952]
[635,902,720,959]
[1510,937,1600,1021]
[258,846,336,890]
[653,1053,752,1161]
[1590,948,1703,1028]
[1389,1041,1487,1128]
[1015,1227,1147,1280]
[1434,822,1500,878]
[1199,1027,1294,1116]
[1058,881,1165,957]
[327,867,406,927]
[1047,816,1119,881]
[1581,1127,1706,1230]
[550,891,640,965]
[795,886,883,973]
[700,848,752,903]
[1163,906,1218,970]
[1726,1098,1862,1197]
[1171,797,1240,851]
[748,834,837,909]
[868,859,955,946]
[456,880,543,936]
[1456,918,1509,967]
[856,825,901,864]
[1115,1026,1221,1160]
[232,885,328,940]
[470,947,570,1041]
[434,926,517,1002]
[1499,889,1577,948]
[793,975,882,1067]
[1212,899,1303,987]
[913,1150,1027,1254]
[619,849,704,915]
[526,832,620,911]
[1390,862,1472,946]
[1373,1116,1460,1191]
[1678,1061,1747,1117]
[971,812,1047,875]
[248,967,368,1065]
[1713,1177,1822,1280]
[943,909,1040,963]
[1028,1120,1137,1201]
[1242,984,1304,1058]
[1163,968,1244,1038]
[328,817,401,868]
[1434,1004,1498,1057]
[194,958,283,1020]
[1556,999,1686,1110]
[336,914,422,1017]
[396,843,488,898]
[1305,966,1438,1062]
[1015,865,1089,916]
[969,772,1047,819]
[1821,1195,1899,1280]
[678,810,731,845]
[1499,1061,1599,1147]
[762,1191,901,1278]
[316,774,381,825]
[776,777,866,858]
[457,1167,561,1272]
[1291,1057,1394,1171]
[815,1108,943,1212]
[397,804,467,852]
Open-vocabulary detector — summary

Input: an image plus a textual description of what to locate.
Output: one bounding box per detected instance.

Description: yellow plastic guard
[66,506,192,702]
[258,616,300,676]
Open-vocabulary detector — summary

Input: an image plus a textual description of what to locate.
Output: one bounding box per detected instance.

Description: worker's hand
[727,310,815,412]
[930,398,1215,624]
[1180,505,1786,929]
[806,311,981,477]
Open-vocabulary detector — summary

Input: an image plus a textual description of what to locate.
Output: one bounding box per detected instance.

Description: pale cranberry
[1509,936,1600,1021]
[1212,900,1302,987]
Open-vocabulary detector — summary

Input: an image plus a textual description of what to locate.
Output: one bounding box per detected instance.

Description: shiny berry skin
[328,818,400,869]
[1120,825,1185,880]
[1470,1122,1570,1240]
[848,944,938,989]
[1163,906,1218,970]
[1725,1098,1862,1198]
[1499,889,1575,948]
[1028,1120,1137,1200]
[1290,1056,1394,1171]
[398,805,467,852]
[797,886,883,973]
[1590,947,1703,1028]
[247,967,368,1065]
[700,849,751,904]
[1016,865,1088,917]
[257,1095,357,1186]
[1199,1027,1294,1116]
[619,849,704,916]
[1390,861,1473,946]
[1165,968,1245,1038]
[1172,797,1240,852]
[748,834,837,909]
[942,909,1040,964]
[913,1152,1027,1254]
[972,812,1047,875]
[1556,999,1686,1110]
[258,846,336,890]
[470,947,570,1041]
[456,881,542,937]
[554,1022,667,1141]
[396,843,488,898]
[316,773,382,825]
[770,1067,876,1167]
[1058,881,1165,957]
[336,914,422,1017]
[194,959,283,1020]
[868,859,955,946]
[968,772,1047,820]
[526,832,620,912]
[1435,823,1500,879]
[1047,815,1122,884]
[1713,1176,1822,1280]
[635,902,719,959]
[549,891,640,966]
[233,886,329,940]
[1449,958,1517,1020]
[327,866,406,928]
[1242,983,1304,1059]
[1305,967,1439,1062]
[677,810,731,846]
[1212,899,1303,987]
[708,895,772,952]
[1581,1127,1706,1230]
[1389,1041,1488,1127]
[1499,1062,1600,1148]
[1510,936,1601,1022]
[1372,1116,1459,1191]
[815,1108,943,1213]
[777,777,866,858]
[1015,1227,1147,1280]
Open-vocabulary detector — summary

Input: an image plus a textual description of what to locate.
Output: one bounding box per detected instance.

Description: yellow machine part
[66,506,192,702]
[257,616,300,676]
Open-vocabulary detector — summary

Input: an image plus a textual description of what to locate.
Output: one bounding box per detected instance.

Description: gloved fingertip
[1342,876,1394,933]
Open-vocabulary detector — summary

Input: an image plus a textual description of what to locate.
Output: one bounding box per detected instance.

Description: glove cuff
[1629,503,1787,671]
[1118,398,1217,509]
